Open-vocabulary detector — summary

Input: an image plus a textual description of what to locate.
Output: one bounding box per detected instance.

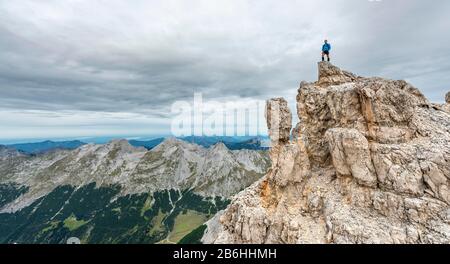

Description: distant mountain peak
[211,142,228,151]
[153,137,203,152]
[163,136,184,144]
[107,139,134,148]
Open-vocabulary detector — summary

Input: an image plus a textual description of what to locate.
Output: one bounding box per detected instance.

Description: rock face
[203,62,450,244]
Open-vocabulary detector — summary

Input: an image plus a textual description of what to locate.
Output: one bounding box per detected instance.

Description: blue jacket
[322,43,331,52]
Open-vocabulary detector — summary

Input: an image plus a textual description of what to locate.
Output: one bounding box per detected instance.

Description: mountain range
[0,138,270,244]
[2,136,269,155]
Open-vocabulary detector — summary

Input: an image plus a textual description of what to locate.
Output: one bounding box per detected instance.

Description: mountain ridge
[0,137,270,213]
[8,140,86,154]
[3,136,269,154]
[0,137,270,244]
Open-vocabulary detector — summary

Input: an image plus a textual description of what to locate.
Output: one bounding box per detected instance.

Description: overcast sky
[1,0,449,143]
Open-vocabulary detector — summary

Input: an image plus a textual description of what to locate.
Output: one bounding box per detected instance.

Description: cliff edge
[202,62,450,244]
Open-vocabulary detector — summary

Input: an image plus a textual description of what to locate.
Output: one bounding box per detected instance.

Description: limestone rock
[204,62,450,244]
[326,128,377,187]
[443,92,450,113]
[317,61,358,87]
[265,98,292,144]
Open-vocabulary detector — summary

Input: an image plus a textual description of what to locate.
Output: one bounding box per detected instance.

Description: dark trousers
[322,51,330,61]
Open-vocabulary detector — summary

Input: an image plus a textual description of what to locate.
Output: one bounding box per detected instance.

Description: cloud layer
[1,0,449,141]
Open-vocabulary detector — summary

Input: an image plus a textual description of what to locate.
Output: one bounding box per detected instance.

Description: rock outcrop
[265,98,292,144]
[443,91,450,113]
[202,62,450,244]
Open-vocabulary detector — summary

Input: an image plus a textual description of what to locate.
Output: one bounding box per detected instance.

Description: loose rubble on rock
[203,62,450,244]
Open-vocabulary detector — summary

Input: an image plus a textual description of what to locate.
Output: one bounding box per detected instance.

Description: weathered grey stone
[317,61,358,87]
[265,98,292,144]
[326,128,377,187]
[204,62,450,244]
[443,92,450,113]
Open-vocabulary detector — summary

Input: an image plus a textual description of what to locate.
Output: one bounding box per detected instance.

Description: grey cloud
[0,0,449,140]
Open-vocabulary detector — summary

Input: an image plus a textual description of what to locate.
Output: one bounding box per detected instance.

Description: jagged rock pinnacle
[265,98,292,144]
[446,91,450,104]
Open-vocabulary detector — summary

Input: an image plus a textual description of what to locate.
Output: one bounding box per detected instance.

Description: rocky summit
[202,62,450,244]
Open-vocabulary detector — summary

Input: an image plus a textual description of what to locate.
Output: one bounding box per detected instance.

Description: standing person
[322,40,331,62]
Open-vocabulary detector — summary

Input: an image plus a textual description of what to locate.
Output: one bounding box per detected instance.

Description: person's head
[324,40,328,44]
